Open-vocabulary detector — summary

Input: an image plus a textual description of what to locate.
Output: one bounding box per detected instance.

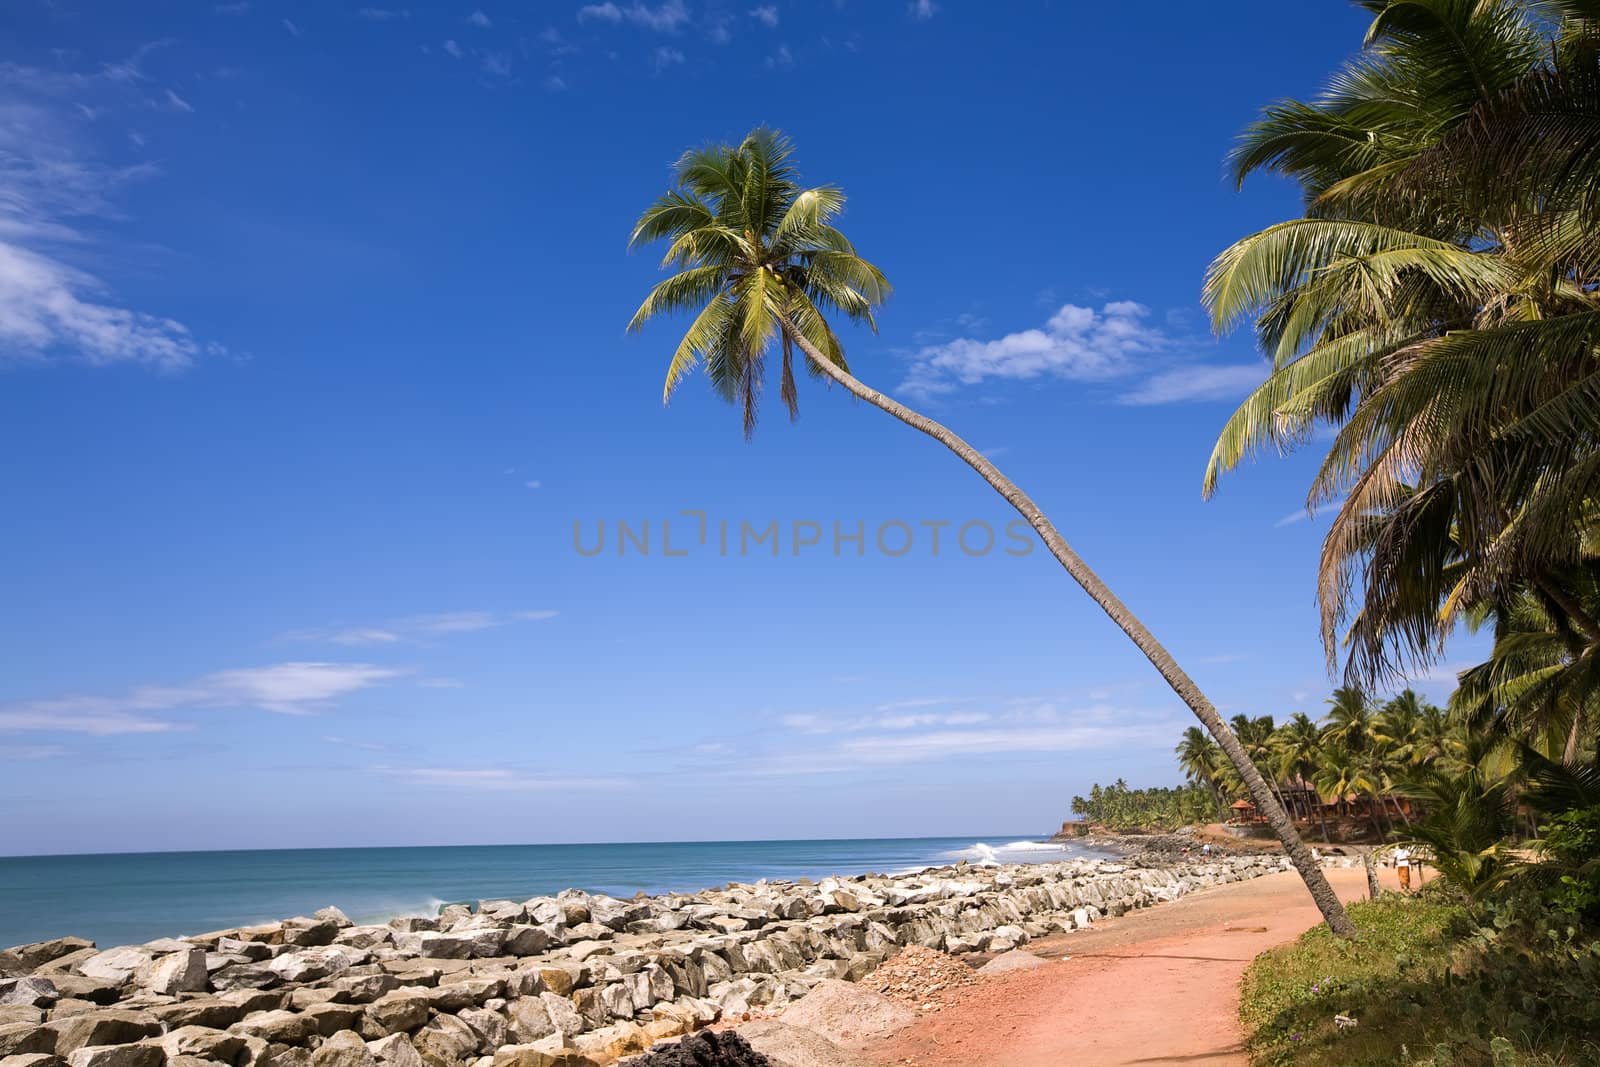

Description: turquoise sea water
[0,836,1106,950]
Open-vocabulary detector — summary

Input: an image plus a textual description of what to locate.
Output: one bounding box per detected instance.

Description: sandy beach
[866,866,1410,1067]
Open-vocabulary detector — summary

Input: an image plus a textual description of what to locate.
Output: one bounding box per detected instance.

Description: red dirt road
[868,866,1413,1067]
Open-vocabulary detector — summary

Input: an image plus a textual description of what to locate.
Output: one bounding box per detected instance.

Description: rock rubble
[0,855,1288,1067]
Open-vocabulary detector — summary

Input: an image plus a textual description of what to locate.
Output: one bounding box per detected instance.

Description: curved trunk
[784,320,1357,937]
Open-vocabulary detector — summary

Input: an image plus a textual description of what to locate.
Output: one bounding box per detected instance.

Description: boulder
[364,1034,422,1067]
[63,1044,164,1067]
[209,968,280,994]
[267,950,357,985]
[625,1030,778,1067]
[279,922,338,950]
[310,1032,373,1067]
[229,1011,317,1046]
[411,1015,478,1067]
[0,1053,65,1067]
[77,951,155,987]
[156,1026,248,1063]
[328,976,398,1006]
[535,996,582,1039]
[301,1005,362,1038]
[49,1011,161,1055]
[151,999,245,1033]
[502,999,552,1044]
[0,940,95,979]
[0,1022,57,1057]
[360,992,430,1039]
[0,1005,45,1026]
[1,979,58,1009]
[139,951,208,996]
[488,1035,592,1067]
[499,930,548,960]
[312,910,353,930]
[454,1010,504,1055]
[39,980,118,1010]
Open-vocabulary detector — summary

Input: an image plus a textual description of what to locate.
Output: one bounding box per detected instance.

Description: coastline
[0,852,1290,1067]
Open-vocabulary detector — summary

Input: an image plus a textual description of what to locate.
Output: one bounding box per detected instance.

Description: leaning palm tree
[627,128,1355,935]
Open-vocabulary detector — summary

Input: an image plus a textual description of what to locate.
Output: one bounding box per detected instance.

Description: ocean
[0,836,1107,950]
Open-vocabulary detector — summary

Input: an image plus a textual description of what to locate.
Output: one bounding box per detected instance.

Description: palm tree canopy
[628,127,891,437]
[1203,1,1600,688]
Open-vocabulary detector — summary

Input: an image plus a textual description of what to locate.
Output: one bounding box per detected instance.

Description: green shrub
[1241,889,1600,1066]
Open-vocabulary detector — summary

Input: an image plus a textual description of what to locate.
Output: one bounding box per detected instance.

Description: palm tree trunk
[783,319,1357,937]
[1314,791,1332,843]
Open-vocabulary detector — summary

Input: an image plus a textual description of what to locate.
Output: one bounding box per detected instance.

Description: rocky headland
[0,854,1291,1067]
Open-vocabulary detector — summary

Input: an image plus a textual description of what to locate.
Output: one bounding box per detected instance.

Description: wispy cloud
[1273,498,1343,528]
[282,19,302,36]
[0,54,220,371]
[323,735,388,752]
[577,1,690,31]
[214,2,250,13]
[764,44,793,69]
[467,9,492,28]
[524,479,543,489]
[443,39,464,58]
[0,744,69,760]
[358,8,412,21]
[653,46,686,71]
[376,766,628,790]
[0,662,405,734]
[749,5,779,27]
[1118,363,1263,406]
[909,0,938,19]
[900,301,1166,398]
[283,609,558,647]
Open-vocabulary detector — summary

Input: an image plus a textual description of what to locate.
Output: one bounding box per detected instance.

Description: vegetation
[1173,688,1455,842]
[1208,2,1600,1061]
[1068,779,1213,832]
[1241,891,1600,1066]
[627,130,1352,932]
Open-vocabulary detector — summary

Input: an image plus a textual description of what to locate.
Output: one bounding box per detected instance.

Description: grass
[1240,890,1600,1066]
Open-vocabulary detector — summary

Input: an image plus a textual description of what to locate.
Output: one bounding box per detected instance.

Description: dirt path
[867,866,1415,1067]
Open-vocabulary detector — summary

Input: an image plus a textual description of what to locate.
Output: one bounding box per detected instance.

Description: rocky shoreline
[0,854,1291,1067]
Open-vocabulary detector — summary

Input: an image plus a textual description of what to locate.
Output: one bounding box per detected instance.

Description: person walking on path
[1393,845,1413,891]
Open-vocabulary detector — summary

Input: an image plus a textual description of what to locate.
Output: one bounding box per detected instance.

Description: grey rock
[535,996,581,1039]
[77,952,155,987]
[1,980,57,1009]
[228,1012,317,1046]
[359,993,430,1039]
[139,951,208,996]
[411,1015,478,1067]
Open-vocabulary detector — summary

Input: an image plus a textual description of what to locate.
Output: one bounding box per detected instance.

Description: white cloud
[543,75,567,92]
[376,766,627,790]
[0,243,205,370]
[764,44,793,69]
[1273,497,1343,528]
[909,0,938,19]
[0,661,404,734]
[900,301,1165,397]
[443,39,464,58]
[577,1,690,31]
[653,46,686,71]
[284,609,558,646]
[524,479,543,489]
[467,9,492,28]
[0,60,221,371]
[282,18,301,36]
[481,51,512,77]
[1118,363,1263,406]
[323,735,387,752]
[750,5,779,27]
[358,8,411,20]
[214,2,250,13]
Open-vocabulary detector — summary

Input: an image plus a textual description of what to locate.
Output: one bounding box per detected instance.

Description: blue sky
[0,1,1481,856]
